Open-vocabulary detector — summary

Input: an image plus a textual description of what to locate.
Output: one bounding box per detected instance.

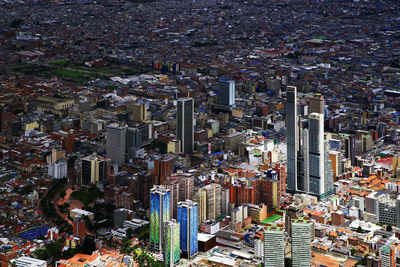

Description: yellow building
[81,154,111,186]
[25,121,39,132]
[37,96,74,116]
[127,102,147,122]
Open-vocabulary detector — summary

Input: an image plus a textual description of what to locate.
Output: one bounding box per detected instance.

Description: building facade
[291,217,311,267]
[286,86,298,193]
[164,220,180,267]
[150,186,171,252]
[177,200,198,259]
[106,123,126,165]
[177,98,194,154]
[264,224,285,267]
[80,154,111,186]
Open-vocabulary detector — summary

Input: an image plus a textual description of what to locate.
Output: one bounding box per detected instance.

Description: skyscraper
[193,183,222,223]
[106,123,126,165]
[163,177,179,219]
[291,217,311,267]
[217,79,235,106]
[164,219,180,267]
[177,98,194,154]
[177,200,198,259]
[309,93,324,114]
[286,86,298,193]
[264,224,285,267]
[308,113,325,197]
[154,156,174,185]
[150,186,171,252]
[80,154,111,186]
[128,102,147,122]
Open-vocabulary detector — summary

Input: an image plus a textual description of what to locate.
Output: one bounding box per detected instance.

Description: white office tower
[48,160,67,179]
[106,123,126,165]
[264,225,285,267]
[291,218,311,267]
[286,86,298,193]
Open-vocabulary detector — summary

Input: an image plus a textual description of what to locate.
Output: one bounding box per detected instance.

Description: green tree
[80,237,96,255]
[387,224,393,232]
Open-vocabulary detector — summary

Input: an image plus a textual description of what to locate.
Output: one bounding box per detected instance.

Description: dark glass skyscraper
[286,86,298,193]
[177,98,194,154]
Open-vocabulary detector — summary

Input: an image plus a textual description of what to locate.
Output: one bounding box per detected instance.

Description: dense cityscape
[0,0,400,266]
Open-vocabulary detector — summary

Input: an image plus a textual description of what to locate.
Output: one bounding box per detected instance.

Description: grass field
[13,64,102,83]
[261,213,283,224]
[49,59,70,66]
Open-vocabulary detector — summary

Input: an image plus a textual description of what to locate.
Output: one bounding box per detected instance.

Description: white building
[264,225,284,266]
[12,256,47,267]
[48,160,67,179]
[291,218,311,267]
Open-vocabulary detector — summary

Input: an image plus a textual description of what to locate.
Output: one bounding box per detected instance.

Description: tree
[126,228,134,239]
[59,190,66,199]
[357,226,363,233]
[387,224,393,232]
[80,237,96,255]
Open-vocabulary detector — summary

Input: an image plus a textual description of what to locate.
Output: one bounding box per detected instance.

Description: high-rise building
[221,188,230,216]
[285,204,304,235]
[344,135,356,166]
[286,86,298,193]
[178,200,198,259]
[48,160,67,179]
[308,113,325,198]
[154,156,173,185]
[291,217,311,267]
[329,150,341,181]
[72,219,86,239]
[323,141,335,198]
[309,94,324,114]
[380,240,400,267]
[177,98,194,154]
[150,185,171,252]
[106,124,126,165]
[194,183,222,223]
[217,79,235,106]
[128,102,147,122]
[172,173,194,201]
[298,127,309,193]
[126,127,142,150]
[164,220,180,267]
[163,178,179,219]
[264,224,285,267]
[194,189,207,224]
[80,154,111,186]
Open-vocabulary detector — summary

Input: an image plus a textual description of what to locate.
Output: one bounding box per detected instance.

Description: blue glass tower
[177,200,198,259]
[150,185,171,252]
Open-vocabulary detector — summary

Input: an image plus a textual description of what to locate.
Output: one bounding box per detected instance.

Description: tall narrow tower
[164,219,180,267]
[291,217,311,267]
[106,123,126,165]
[308,113,325,197]
[150,185,171,252]
[177,98,194,154]
[286,86,298,193]
[178,200,198,259]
